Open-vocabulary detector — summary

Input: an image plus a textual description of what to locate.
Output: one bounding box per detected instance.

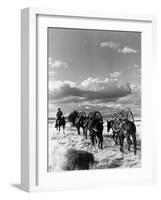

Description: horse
[107,119,137,154]
[55,116,66,133]
[74,112,88,139]
[107,120,119,145]
[118,120,137,155]
[88,111,104,149]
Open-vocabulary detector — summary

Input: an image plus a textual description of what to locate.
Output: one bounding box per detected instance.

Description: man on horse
[55,108,65,132]
[56,108,63,123]
[56,108,63,119]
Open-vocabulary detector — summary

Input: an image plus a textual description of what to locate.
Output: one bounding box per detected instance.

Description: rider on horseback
[56,108,63,122]
[55,108,65,132]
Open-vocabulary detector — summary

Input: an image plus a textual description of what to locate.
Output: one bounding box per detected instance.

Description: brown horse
[118,120,137,154]
[107,119,137,154]
[87,111,104,149]
[74,112,88,139]
[88,118,104,149]
[107,120,119,145]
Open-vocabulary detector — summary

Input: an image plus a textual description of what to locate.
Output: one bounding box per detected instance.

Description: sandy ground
[48,120,141,172]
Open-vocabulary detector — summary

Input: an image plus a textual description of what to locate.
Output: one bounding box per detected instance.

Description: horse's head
[107,120,113,132]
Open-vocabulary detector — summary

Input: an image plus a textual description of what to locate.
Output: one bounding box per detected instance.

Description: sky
[48,28,141,118]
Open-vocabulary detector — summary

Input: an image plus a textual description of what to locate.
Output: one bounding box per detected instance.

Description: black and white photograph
[48,28,141,172]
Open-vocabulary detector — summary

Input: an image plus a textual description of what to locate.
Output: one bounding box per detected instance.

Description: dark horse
[55,116,66,133]
[74,112,88,139]
[88,112,104,149]
[118,120,137,155]
[107,119,137,154]
[107,120,119,145]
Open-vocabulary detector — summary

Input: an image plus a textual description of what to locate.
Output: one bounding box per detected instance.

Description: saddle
[75,112,86,125]
[87,111,103,130]
[111,107,134,132]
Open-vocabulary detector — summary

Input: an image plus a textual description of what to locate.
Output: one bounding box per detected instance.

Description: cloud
[127,64,141,78]
[48,58,68,69]
[99,41,138,55]
[110,71,122,78]
[118,46,138,54]
[132,64,141,77]
[80,77,109,91]
[49,80,76,91]
[48,81,141,118]
[134,64,140,68]
[51,60,68,68]
[128,64,140,69]
[49,71,56,80]
[100,41,120,49]
[48,57,53,65]
[118,84,141,105]
[49,77,132,104]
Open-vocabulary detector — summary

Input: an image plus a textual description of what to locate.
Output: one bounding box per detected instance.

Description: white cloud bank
[49,76,132,102]
[110,71,122,78]
[100,41,120,49]
[48,58,68,69]
[100,41,138,54]
[118,46,138,54]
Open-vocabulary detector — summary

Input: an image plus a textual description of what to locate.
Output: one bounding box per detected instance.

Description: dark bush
[62,148,95,170]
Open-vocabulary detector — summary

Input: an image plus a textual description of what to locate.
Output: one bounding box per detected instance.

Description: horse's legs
[101,135,103,149]
[83,127,88,139]
[116,134,119,145]
[85,128,87,139]
[113,132,118,145]
[76,125,80,135]
[93,136,95,146]
[112,132,116,144]
[101,142,103,150]
[98,138,100,149]
[95,137,97,144]
[90,133,95,146]
[99,136,103,150]
[119,135,124,153]
[127,135,132,152]
[131,132,137,155]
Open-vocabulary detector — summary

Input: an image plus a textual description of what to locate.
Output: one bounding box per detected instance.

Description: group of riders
[54,107,137,154]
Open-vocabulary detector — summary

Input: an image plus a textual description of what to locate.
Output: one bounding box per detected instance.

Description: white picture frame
[21,7,157,192]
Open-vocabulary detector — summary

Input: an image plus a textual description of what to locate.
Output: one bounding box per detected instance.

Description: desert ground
[48,119,141,172]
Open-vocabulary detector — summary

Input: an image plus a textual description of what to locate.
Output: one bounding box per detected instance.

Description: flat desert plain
[48,119,141,172]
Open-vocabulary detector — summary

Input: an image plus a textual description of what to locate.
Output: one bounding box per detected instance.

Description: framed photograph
[21,8,157,192]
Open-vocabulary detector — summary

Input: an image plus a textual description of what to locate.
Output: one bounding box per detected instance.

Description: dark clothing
[55,111,65,128]
[56,110,63,120]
